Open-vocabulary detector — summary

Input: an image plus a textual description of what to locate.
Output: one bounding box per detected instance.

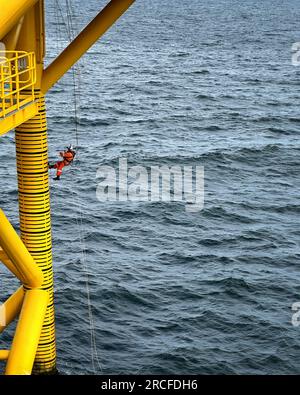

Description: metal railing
[0,51,36,119]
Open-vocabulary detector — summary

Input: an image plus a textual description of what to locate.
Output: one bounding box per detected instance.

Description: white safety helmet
[67,144,74,151]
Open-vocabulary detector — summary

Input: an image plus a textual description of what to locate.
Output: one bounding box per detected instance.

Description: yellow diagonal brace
[42,0,135,93]
[0,247,25,283]
[5,289,48,375]
[0,287,24,334]
[0,0,39,40]
[2,17,25,52]
[0,209,43,288]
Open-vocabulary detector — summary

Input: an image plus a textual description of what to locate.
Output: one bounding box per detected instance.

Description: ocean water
[1,0,300,374]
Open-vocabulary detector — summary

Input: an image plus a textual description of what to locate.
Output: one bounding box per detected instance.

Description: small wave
[190,70,210,75]
[101,141,119,149]
[169,52,190,58]
[205,125,223,131]
[263,204,300,215]
[236,144,282,156]
[288,117,300,124]
[196,94,217,101]
[202,206,256,224]
[267,127,291,135]
[252,116,282,123]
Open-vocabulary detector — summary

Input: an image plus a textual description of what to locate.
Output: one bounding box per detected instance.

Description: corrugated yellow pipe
[0,287,24,334]
[0,209,43,288]
[15,91,56,374]
[5,289,48,375]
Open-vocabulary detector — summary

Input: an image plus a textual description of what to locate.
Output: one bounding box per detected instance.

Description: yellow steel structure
[5,289,48,375]
[0,209,43,288]
[0,209,47,374]
[0,350,10,361]
[0,287,24,334]
[1,17,25,52]
[16,92,57,374]
[0,0,135,375]
[0,0,39,40]
[0,247,25,281]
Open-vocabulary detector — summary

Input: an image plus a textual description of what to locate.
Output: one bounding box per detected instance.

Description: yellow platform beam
[42,0,135,93]
[0,102,39,137]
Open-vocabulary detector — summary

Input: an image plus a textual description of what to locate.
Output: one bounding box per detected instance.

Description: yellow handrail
[0,51,36,119]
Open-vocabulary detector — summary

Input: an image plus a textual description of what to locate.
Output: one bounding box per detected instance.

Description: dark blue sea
[1,0,300,374]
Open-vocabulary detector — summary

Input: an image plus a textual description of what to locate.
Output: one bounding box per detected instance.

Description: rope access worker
[49,145,76,180]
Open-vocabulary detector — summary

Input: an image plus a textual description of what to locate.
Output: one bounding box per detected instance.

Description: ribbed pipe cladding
[15,91,56,374]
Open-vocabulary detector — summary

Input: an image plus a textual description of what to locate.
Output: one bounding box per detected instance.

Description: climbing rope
[52,0,102,374]
[54,0,80,153]
[64,0,80,152]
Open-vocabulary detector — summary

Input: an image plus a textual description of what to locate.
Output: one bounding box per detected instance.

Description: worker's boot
[53,176,60,181]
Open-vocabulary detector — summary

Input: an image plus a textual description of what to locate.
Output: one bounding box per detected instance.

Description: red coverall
[52,150,74,177]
